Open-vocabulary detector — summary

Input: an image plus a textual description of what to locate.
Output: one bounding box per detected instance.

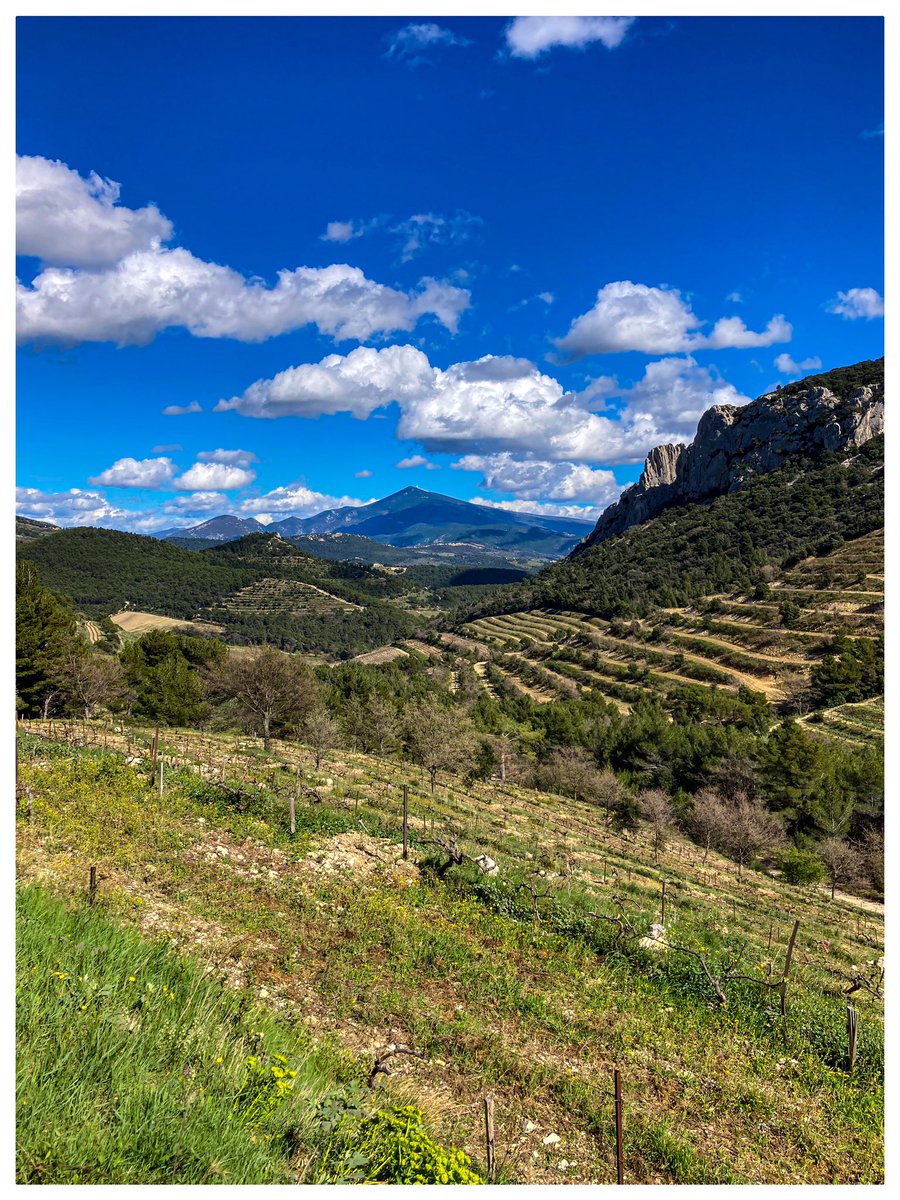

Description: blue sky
[16,15,884,532]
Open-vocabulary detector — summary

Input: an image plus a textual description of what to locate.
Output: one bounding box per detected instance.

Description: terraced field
[800,698,885,751]
[453,531,883,728]
[212,577,363,617]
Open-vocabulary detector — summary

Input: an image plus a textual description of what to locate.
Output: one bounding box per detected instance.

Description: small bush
[356,1106,482,1184]
[778,847,826,886]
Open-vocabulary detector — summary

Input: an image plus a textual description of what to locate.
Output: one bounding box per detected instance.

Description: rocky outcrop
[575,371,884,554]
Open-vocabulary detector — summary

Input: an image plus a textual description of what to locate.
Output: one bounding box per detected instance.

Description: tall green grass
[16,885,355,1184]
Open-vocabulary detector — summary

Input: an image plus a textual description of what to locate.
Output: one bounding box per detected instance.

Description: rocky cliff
[575,360,884,555]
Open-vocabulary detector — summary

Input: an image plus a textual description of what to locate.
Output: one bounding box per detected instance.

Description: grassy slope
[16,886,352,1184]
[17,725,884,1184]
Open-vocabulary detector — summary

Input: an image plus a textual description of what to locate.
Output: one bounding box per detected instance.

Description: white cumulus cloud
[556,281,792,358]
[216,344,435,419]
[704,314,792,349]
[396,455,438,470]
[775,353,823,376]
[88,456,177,489]
[453,453,619,504]
[237,484,366,518]
[827,287,884,320]
[16,156,469,347]
[471,497,603,521]
[16,485,132,527]
[16,154,172,269]
[162,491,227,513]
[216,344,748,468]
[196,448,259,468]
[163,401,202,416]
[18,252,469,347]
[174,462,256,491]
[322,220,360,243]
[505,16,635,58]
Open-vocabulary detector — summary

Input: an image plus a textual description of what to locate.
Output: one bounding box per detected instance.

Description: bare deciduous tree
[59,644,126,720]
[303,703,343,770]
[367,694,401,756]
[818,837,864,901]
[718,793,785,879]
[405,697,475,793]
[211,645,312,751]
[858,827,884,893]
[689,787,731,863]
[637,788,675,865]
[532,747,598,803]
[593,769,632,827]
[780,672,814,717]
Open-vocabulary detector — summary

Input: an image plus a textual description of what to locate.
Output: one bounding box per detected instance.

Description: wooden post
[613,1068,624,1184]
[660,879,667,926]
[483,1094,495,1182]
[402,785,409,861]
[847,1005,858,1073]
[150,724,159,785]
[88,865,97,906]
[159,758,164,797]
[291,767,299,835]
[767,921,773,952]
[779,919,801,1020]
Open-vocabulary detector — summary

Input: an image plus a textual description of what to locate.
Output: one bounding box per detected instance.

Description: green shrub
[777,847,826,886]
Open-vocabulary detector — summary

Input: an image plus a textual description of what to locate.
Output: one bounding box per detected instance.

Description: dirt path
[826,888,884,917]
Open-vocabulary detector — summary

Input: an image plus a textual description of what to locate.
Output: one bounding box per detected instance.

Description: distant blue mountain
[158,487,592,560]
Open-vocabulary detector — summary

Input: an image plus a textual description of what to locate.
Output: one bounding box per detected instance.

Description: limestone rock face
[575,375,884,554]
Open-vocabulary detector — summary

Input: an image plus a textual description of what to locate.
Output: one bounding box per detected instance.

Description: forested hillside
[468,437,883,621]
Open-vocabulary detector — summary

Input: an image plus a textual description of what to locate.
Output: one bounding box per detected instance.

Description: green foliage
[17,736,885,1183]
[779,600,802,629]
[231,1054,298,1130]
[811,636,884,706]
[777,847,826,886]
[15,561,79,716]
[15,886,352,1184]
[353,1106,482,1184]
[17,527,254,620]
[120,630,226,726]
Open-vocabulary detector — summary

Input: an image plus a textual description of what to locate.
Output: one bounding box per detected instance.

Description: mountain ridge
[576,358,884,554]
[158,486,592,560]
